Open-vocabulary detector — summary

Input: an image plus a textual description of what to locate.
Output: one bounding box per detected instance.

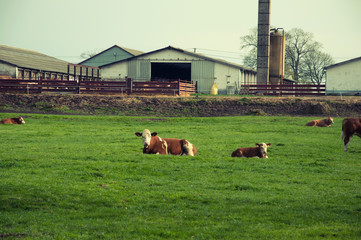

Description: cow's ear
[135,132,142,137]
[255,143,260,147]
[151,132,158,136]
[267,143,272,146]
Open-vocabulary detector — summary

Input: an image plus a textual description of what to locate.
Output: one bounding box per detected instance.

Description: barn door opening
[151,62,191,82]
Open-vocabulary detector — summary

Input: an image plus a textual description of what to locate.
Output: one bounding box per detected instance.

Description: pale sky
[1,0,360,65]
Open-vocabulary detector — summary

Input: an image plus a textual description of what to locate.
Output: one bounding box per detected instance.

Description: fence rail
[241,84,325,96]
[0,78,197,96]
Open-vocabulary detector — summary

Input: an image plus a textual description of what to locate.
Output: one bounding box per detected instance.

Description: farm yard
[0,112,360,239]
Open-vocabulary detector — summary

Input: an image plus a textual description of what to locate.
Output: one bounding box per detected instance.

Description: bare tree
[240,27,258,69]
[80,50,98,59]
[240,27,334,84]
[302,50,334,84]
[285,28,321,81]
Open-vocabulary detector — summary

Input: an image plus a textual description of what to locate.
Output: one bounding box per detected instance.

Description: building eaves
[78,45,144,65]
[325,56,361,70]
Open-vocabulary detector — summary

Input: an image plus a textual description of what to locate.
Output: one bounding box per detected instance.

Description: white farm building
[325,56,361,95]
[100,46,257,94]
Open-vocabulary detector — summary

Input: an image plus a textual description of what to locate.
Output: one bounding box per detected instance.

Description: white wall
[101,62,128,80]
[214,63,240,94]
[0,62,16,78]
[326,59,361,95]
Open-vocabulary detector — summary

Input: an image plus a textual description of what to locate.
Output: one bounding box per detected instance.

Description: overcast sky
[1,0,360,65]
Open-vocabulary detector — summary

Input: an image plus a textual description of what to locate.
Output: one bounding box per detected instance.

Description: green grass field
[1,113,360,239]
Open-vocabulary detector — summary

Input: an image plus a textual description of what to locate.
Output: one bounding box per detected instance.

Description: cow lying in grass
[135,129,197,156]
[231,143,271,158]
[305,117,334,127]
[0,117,25,124]
[341,118,361,152]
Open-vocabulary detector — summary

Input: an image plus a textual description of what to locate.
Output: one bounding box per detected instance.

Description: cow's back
[163,138,196,156]
[343,118,361,135]
[0,118,23,124]
[231,148,243,157]
[163,138,183,155]
[305,120,317,126]
[231,147,260,158]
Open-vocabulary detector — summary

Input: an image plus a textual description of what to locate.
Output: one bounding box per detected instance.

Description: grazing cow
[0,117,25,124]
[231,143,271,158]
[135,129,197,156]
[305,117,334,127]
[341,118,361,152]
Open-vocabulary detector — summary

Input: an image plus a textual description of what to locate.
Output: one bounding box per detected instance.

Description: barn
[79,45,143,68]
[0,44,99,81]
[0,44,72,80]
[325,56,361,95]
[100,46,257,94]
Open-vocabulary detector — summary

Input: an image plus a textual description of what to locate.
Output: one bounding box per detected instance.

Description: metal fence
[240,84,326,96]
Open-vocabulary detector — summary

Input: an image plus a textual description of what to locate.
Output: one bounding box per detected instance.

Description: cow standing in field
[341,118,361,152]
[231,143,271,158]
[0,117,25,124]
[305,117,334,127]
[135,129,197,156]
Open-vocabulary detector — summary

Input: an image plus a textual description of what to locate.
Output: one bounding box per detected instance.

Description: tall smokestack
[257,0,271,84]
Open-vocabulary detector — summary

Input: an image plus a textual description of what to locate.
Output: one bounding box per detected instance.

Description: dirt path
[0,93,360,117]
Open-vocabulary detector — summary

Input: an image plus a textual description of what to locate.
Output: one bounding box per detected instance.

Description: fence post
[77,78,81,94]
[317,84,320,95]
[126,77,132,95]
[38,76,42,94]
[178,79,181,96]
[280,83,283,96]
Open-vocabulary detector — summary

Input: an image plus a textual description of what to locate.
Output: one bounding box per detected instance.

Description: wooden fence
[0,78,197,96]
[240,84,325,96]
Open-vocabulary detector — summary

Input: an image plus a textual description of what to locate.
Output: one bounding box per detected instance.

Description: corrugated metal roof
[0,45,69,73]
[120,46,144,56]
[100,45,256,73]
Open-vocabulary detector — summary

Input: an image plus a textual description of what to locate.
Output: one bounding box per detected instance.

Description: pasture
[0,113,360,239]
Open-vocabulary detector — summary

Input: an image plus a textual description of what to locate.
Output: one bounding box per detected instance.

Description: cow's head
[18,117,25,124]
[135,129,157,148]
[256,143,271,158]
[327,117,334,125]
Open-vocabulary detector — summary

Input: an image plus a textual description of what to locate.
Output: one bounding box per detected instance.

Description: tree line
[240,27,334,84]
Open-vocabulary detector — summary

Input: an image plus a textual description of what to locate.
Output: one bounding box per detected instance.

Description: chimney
[257,0,271,84]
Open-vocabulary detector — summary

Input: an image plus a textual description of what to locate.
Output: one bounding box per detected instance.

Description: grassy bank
[0,113,360,239]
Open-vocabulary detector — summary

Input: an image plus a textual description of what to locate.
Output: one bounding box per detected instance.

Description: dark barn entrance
[151,63,191,82]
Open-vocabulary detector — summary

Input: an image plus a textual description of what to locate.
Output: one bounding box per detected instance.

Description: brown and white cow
[231,143,271,158]
[341,118,361,152]
[135,129,197,156]
[0,117,25,124]
[305,117,334,127]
